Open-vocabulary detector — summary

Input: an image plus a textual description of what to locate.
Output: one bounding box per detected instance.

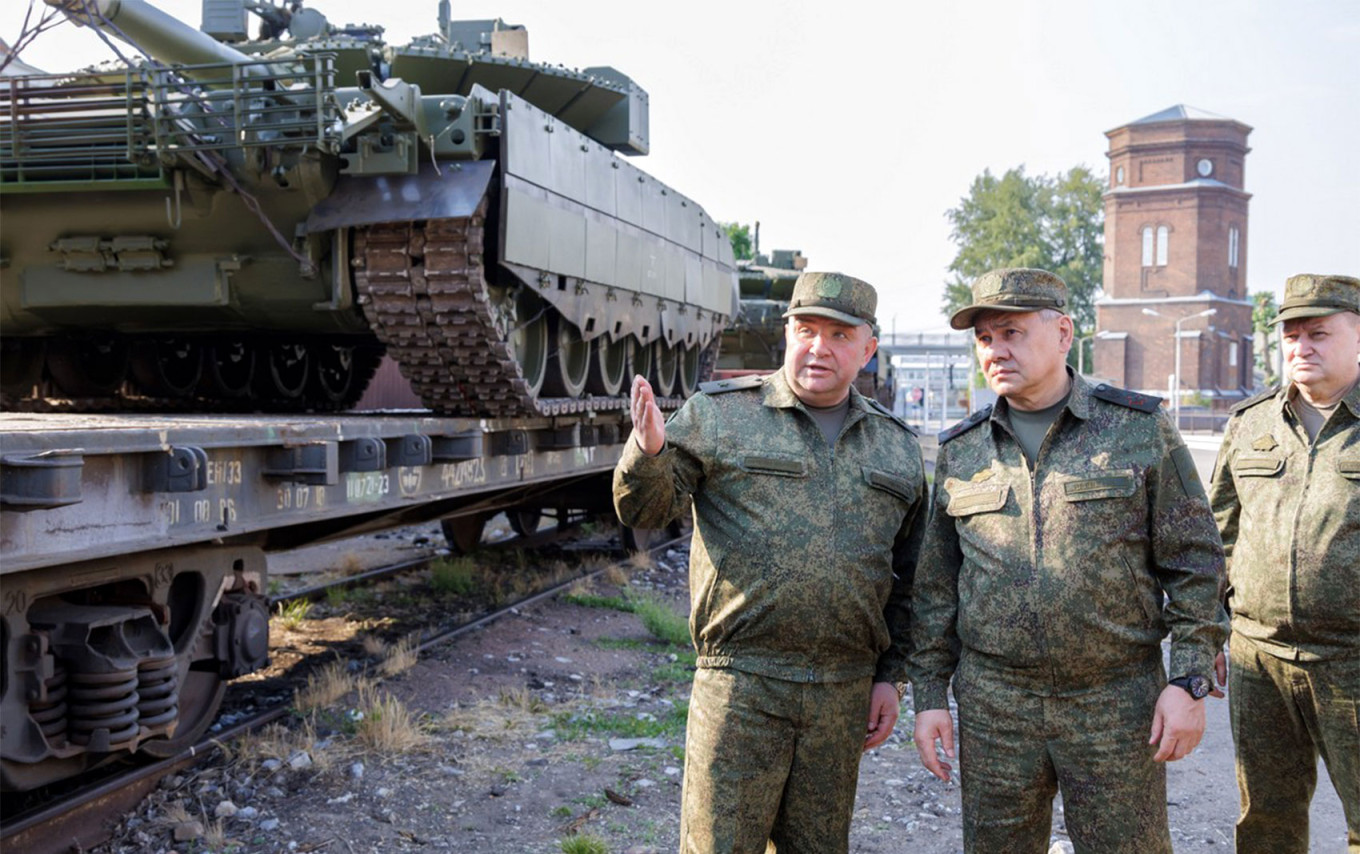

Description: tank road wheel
[496,289,549,397]
[586,335,627,396]
[139,667,225,759]
[1,337,45,398]
[628,338,654,386]
[654,340,679,397]
[678,344,702,398]
[542,315,590,398]
[441,513,487,555]
[508,508,542,536]
[203,339,256,398]
[131,337,203,398]
[257,342,310,400]
[48,335,131,397]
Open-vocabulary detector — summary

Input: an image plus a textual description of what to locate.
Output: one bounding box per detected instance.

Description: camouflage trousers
[1229,637,1360,854]
[679,667,873,854]
[954,653,1171,854]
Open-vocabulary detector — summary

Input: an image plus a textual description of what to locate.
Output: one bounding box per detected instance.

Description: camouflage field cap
[782,271,878,327]
[1271,274,1360,324]
[949,267,1069,330]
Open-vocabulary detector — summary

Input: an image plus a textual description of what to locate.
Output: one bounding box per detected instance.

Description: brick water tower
[1093,105,1255,411]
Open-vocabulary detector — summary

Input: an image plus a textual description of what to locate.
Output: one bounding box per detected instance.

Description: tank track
[353,202,688,418]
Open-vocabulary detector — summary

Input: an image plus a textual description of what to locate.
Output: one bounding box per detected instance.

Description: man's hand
[629,374,665,456]
[1148,684,1206,762]
[913,708,955,782]
[864,682,900,751]
[1212,650,1227,698]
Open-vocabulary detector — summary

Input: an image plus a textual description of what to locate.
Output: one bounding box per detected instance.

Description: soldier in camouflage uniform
[613,272,925,854]
[1208,273,1360,853]
[909,268,1229,854]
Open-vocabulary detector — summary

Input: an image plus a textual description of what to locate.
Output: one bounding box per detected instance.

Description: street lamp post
[1076,331,1097,375]
[1171,308,1217,430]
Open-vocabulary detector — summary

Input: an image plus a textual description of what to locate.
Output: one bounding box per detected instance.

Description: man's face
[783,315,877,406]
[974,310,1073,404]
[1282,312,1360,399]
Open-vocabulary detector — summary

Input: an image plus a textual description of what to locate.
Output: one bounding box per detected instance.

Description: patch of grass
[551,805,573,818]
[669,744,686,763]
[626,550,655,571]
[294,659,355,713]
[572,793,609,809]
[632,596,690,647]
[378,634,420,677]
[430,556,476,596]
[594,637,647,652]
[325,585,350,607]
[498,686,548,715]
[338,552,365,576]
[266,579,283,596]
[562,593,634,612]
[353,686,427,753]
[601,563,630,586]
[273,598,312,631]
[560,835,609,854]
[551,701,688,742]
[651,648,698,683]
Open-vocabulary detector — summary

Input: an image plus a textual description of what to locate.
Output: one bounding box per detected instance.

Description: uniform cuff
[912,680,949,713]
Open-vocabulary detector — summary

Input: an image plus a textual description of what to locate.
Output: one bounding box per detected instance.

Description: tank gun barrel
[45,0,265,78]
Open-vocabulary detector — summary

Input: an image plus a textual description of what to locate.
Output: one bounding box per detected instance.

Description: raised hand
[629,374,665,455]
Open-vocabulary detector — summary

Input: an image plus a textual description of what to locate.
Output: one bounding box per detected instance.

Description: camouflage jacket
[909,373,1229,711]
[612,369,926,684]
[1208,381,1360,661]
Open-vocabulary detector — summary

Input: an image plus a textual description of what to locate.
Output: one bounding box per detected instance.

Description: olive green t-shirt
[1007,390,1071,467]
[804,395,852,445]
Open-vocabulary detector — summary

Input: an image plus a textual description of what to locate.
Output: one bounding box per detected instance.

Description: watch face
[1188,675,1211,699]
[1197,158,1213,178]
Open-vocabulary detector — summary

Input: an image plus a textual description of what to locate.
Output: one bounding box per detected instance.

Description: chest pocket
[1233,452,1284,477]
[1338,454,1360,481]
[944,479,1010,517]
[863,468,916,503]
[1061,470,1137,502]
[738,454,808,478]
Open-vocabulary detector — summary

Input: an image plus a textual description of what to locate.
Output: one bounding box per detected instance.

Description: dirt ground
[95,531,1349,854]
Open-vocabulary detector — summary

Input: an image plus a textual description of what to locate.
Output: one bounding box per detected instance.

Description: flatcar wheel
[441,513,487,555]
[1,337,45,397]
[204,340,256,398]
[541,316,590,398]
[139,667,225,758]
[257,342,310,400]
[654,340,679,397]
[628,338,654,386]
[309,343,356,404]
[499,290,548,397]
[48,335,130,397]
[130,337,202,397]
[508,508,542,536]
[585,334,626,396]
[678,344,701,397]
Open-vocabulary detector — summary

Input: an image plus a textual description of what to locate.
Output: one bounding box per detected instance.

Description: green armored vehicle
[0,0,736,415]
[715,248,895,408]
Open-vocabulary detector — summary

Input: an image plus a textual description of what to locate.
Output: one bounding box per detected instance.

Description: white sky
[4,0,1357,332]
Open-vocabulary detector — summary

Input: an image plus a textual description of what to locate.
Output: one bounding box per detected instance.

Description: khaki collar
[992,368,1089,426]
[762,367,872,416]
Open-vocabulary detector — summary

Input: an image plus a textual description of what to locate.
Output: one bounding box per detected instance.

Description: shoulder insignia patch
[698,374,766,395]
[1230,386,1280,414]
[938,405,992,445]
[866,398,917,434]
[1251,433,1278,452]
[1092,384,1163,414]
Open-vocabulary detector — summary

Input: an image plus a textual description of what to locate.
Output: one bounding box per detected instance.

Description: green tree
[943,166,1105,369]
[721,222,754,261]
[1251,291,1280,388]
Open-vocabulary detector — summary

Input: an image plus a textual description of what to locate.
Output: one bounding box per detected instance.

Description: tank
[0,0,737,416]
[715,248,896,409]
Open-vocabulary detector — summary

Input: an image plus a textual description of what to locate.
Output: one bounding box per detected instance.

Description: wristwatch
[893,682,908,703]
[1168,674,1211,700]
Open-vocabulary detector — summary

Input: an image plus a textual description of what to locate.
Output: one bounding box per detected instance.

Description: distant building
[1093,105,1255,407]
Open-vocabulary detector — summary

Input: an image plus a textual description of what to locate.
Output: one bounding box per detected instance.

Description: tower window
[1229,226,1240,268]
[1156,226,1169,267]
[1142,226,1154,266]
[1229,340,1238,367]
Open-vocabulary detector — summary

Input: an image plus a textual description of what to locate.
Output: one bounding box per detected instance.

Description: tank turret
[0,0,736,415]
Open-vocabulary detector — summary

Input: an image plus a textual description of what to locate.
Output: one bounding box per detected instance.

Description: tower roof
[1130,104,1230,124]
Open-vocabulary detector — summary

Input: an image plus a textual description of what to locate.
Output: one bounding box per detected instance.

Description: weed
[560,835,609,854]
[273,598,312,631]
[360,634,388,658]
[551,701,687,742]
[551,805,573,818]
[338,552,365,576]
[379,634,420,677]
[631,596,690,647]
[498,686,548,715]
[669,744,686,763]
[294,659,355,713]
[266,579,282,596]
[627,550,655,572]
[562,593,633,612]
[651,649,698,683]
[353,685,427,753]
[601,563,629,586]
[573,793,609,809]
[325,585,349,608]
[203,817,228,850]
[594,637,646,652]
[430,556,476,596]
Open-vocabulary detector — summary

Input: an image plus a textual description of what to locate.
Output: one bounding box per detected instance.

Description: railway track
[0,525,690,854]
